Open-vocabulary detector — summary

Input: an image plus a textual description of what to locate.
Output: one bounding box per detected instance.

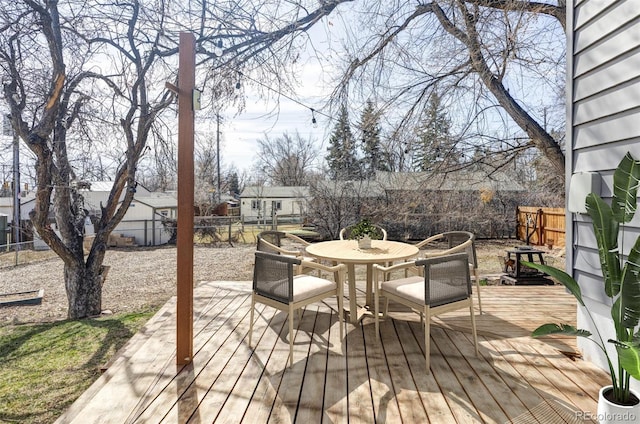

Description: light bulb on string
[214,39,224,57]
[311,108,317,128]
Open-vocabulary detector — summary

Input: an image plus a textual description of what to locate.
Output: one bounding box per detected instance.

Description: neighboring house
[567,0,639,391]
[115,193,178,246]
[374,169,526,192]
[79,181,175,246]
[239,186,309,222]
[80,181,151,216]
[0,192,36,222]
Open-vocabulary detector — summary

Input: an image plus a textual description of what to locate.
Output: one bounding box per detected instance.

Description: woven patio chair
[373,252,479,371]
[248,251,346,366]
[256,230,318,275]
[413,231,482,314]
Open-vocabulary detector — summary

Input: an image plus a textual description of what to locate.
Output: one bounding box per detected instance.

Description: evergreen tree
[228,172,240,196]
[359,100,389,178]
[413,92,456,172]
[326,105,361,180]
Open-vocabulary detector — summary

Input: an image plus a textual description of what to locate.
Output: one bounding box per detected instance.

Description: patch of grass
[0,310,156,424]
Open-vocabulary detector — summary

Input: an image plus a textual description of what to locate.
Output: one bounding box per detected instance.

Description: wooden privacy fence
[516,206,566,248]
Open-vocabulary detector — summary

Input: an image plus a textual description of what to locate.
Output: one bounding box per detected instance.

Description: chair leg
[337,290,344,340]
[383,297,390,317]
[249,294,255,347]
[424,305,431,372]
[375,286,380,341]
[474,269,483,315]
[289,305,295,367]
[469,302,479,357]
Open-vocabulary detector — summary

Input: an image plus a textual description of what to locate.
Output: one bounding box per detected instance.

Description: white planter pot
[358,235,371,249]
[597,386,640,423]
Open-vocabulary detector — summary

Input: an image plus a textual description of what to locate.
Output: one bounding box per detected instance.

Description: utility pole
[2,114,19,247]
[216,113,221,205]
[12,128,19,248]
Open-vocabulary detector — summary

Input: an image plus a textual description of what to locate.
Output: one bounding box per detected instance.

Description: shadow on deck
[56,282,608,423]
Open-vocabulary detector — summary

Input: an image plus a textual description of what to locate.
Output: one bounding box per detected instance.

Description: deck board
[55,282,610,424]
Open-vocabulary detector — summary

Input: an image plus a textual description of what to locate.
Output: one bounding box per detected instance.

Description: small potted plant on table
[524,152,640,423]
[348,218,384,249]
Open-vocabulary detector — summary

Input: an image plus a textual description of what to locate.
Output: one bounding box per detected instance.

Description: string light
[227,66,332,125]
[214,40,224,57]
[311,108,317,127]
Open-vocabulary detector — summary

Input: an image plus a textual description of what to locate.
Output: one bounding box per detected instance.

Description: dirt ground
[0,239,565,325]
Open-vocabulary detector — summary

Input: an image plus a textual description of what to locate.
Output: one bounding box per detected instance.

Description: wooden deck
[56,282,610,423]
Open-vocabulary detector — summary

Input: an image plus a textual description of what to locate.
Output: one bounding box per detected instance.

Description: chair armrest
[300,260,346,275]
[373,261,418,274]
[259,238,301,256]
[284,233,311,246]
[373,261,421,285]
[415,233,445,249]
[422,238,472,258]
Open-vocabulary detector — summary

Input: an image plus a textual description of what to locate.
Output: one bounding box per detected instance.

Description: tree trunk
[64,262,103,319]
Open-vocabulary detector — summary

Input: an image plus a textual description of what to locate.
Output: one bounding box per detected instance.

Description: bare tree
[333,0,566,192]
[254,130,319,186]
[0,0,346,319]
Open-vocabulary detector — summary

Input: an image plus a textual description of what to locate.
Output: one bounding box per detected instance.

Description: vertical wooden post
[176,32,195,365]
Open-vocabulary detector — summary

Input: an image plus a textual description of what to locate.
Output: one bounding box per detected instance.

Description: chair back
[253,251,300,304]
[441,231,477,269]
[416,252,471,307]
[256,231,285,254]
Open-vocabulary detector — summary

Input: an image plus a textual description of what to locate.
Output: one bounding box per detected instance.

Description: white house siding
[239,186,309,222]
[568,0,640,390]
[112,197,177,246]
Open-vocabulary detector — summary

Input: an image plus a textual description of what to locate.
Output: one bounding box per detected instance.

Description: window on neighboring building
[251,200,261,210]
[273,200,282,211]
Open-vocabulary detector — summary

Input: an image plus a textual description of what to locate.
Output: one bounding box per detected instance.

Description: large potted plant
[524,152,640,422]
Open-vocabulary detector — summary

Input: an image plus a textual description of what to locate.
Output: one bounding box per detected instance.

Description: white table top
[305,239,419,264]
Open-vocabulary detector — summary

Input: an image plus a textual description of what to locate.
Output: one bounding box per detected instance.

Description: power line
[233,69,333,124]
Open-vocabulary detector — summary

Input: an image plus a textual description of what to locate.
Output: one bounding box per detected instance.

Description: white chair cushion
[292,275,337,302]
[381,276,424,304]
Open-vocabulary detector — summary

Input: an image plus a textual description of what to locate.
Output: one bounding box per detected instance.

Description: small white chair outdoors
[248,251,346,367]
[374,252,479,372]
[256,230,318,275]
[414,231,482,314]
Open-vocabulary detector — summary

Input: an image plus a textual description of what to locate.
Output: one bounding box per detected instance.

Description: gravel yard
[0,244,255,325]
[0,239,564,325]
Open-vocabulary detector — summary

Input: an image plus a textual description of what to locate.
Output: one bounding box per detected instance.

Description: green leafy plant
[347,218,384,240]
[524,152,640,405]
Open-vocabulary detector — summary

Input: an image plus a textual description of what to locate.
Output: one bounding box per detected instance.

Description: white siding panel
[574,1,639,53]
[573,78,640,125]
[575,269,610,303]
[574,48,640,101]
[572,142,640,172]
[574,0,616,30]
[571,0,640,382]
[574,19,640,77]
[573,109,640,148]
[574,221,598,249]
[123,203,153,221]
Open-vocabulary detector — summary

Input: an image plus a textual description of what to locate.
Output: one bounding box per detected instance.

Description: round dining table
[305,239,419,324]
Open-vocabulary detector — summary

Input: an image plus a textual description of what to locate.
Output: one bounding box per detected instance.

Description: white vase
[597,386,640,423]
[358,235,371,249]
